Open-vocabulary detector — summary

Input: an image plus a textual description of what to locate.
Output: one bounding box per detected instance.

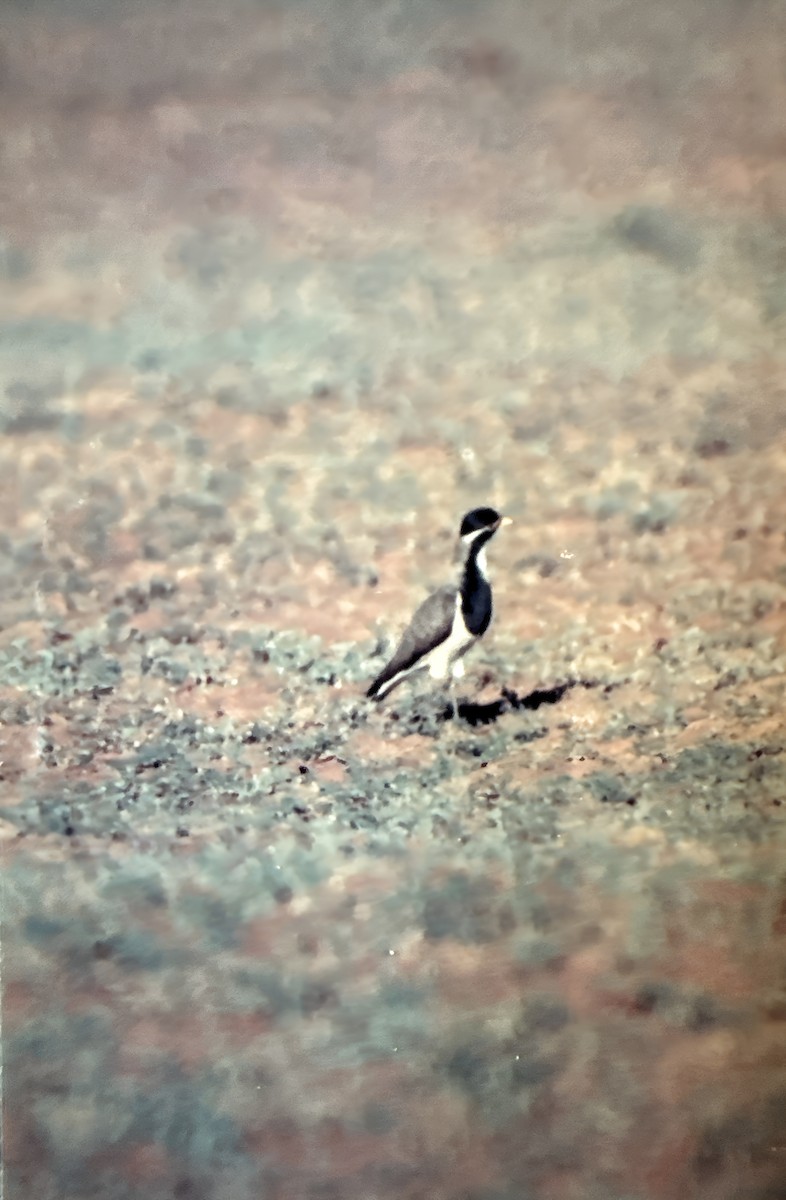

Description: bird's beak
[500,516,513,527]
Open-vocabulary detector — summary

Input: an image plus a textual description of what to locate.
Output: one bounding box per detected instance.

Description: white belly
[426,595,476,681]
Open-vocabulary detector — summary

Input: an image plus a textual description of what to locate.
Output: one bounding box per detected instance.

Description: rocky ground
[2,1,786,1198]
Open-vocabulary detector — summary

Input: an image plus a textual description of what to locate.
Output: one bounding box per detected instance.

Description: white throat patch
[460,530,490,579]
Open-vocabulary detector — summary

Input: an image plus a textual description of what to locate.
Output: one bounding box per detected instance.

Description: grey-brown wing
[367,585,457,697]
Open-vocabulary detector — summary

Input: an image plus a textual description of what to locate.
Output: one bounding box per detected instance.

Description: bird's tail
[365,674,386,700]
[366,665,403,701]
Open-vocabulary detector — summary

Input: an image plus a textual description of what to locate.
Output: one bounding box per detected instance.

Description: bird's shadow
[444,681,587,727]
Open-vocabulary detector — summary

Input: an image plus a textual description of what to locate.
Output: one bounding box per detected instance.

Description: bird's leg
[447,678,457,722]
[448,659,465,722]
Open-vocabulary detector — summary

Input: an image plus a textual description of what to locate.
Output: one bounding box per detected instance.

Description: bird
[366,507,511,717]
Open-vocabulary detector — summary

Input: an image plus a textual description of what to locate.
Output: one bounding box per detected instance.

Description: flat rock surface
[2,2,786,1198]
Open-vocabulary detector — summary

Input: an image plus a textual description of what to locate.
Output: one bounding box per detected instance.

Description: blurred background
[3,2,786,1198]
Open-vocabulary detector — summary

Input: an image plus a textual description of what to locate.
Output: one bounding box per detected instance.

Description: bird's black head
[459,507,504,539]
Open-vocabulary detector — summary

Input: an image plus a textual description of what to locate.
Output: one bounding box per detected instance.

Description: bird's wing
[367,585,457,697]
